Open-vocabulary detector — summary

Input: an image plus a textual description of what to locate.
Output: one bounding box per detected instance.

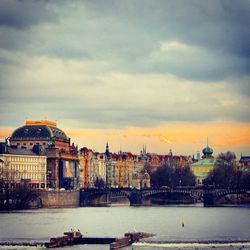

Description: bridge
[80,187,249,207]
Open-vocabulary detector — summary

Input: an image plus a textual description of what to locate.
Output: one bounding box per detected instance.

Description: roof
[240,156,250,163]
[3,147,43,156]
[11,125,68,142]
[202,146,213,156]
[191,157,215,167]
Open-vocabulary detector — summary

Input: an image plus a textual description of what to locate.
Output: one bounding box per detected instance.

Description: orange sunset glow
[66,122,249,156]
[1,121,249,157]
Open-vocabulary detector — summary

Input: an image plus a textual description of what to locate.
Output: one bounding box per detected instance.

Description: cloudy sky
[0,0,249,157]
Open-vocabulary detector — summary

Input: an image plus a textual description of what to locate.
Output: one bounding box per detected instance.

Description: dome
[202,146,213,157]
[11,121,68,142]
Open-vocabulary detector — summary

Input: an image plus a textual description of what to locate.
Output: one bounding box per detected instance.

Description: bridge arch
[215,189,248,204]
[141,189,200,205]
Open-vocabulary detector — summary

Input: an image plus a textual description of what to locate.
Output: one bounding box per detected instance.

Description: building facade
[0,144,47,189]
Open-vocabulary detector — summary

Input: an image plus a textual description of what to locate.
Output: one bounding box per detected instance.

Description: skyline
[0,0,250,156]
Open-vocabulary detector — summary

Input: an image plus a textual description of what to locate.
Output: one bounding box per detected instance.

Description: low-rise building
[0,143,47,189]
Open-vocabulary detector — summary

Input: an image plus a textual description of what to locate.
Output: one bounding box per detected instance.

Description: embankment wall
[37,190,80,208]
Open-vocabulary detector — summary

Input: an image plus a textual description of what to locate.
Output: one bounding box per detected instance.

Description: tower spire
[105,142,110,159]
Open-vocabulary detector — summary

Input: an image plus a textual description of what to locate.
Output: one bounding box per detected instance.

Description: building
[95,153,106,184]
[79,147,90,188]
[105,143,113,188]
[0,143,47,189]
[9,120,79,190]
[191,145,215,185]
[239,155,250,171]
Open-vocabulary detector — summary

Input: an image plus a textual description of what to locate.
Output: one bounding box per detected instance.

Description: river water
[0,204,250,250]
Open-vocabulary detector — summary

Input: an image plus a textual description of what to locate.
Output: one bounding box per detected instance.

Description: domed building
[191,143,215,185]
[9,120,79,190]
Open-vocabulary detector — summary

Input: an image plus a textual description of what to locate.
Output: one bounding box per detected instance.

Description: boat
[45,230,82,248]
[110,236,132,249]
[45,230,154,249]
[110,232,155,249]
[45,235,71,248]
[138,231,156,238]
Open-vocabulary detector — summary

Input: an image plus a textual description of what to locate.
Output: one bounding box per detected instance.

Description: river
[0,204,250,250]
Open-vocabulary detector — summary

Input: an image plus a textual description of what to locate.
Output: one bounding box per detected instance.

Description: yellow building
[191,145,215,185]
[0,146,47,189]
[118,153,135,188]
[118,156,127,188]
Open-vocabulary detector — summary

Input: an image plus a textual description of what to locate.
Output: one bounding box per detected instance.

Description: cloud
[81,0,250,80]
[0,0,249,158]
[160,136,172,144]
[0,0,57,30]
[0,0,249,80]
[57,121,250,156]
[0,50,249,129]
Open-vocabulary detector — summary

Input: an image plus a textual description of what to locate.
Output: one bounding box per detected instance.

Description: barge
[45,230,82,248]
[110,232,155,249]
[45,230,155,249]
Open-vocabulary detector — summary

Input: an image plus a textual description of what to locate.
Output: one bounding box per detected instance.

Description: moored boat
[110,231,155,249]
[45,235,71,248]
[110,236,132,249]
[45,230,82,248]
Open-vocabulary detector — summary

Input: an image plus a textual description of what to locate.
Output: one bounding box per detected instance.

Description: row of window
[15,173,46,181]
[10,156,46,163]
[7,183,45,189]
[10,164,46,171]
[17,142,47,146]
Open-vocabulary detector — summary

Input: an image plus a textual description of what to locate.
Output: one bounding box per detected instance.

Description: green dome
[202,146,213,157]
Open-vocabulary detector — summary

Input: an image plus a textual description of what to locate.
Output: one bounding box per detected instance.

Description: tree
[150,165,174,188]
[150,165,196,188]
[204,151,237,188]
[9,186,38,209]
[239,172,250,189]
[141,163,153,175]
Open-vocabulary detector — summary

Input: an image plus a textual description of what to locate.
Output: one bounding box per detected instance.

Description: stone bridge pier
[80,189,111,206]
[203,192,215,207]
[129,190,143,206]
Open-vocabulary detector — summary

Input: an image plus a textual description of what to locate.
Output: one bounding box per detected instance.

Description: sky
[0,0,249,157]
